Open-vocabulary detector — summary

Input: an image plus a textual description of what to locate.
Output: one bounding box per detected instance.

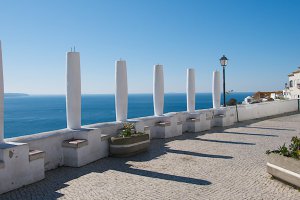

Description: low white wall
[236,99,298,121]
[4,99,298,171]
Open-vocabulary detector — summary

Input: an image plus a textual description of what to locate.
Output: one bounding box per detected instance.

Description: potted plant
[266,136,300,188]
[109,123,150,157]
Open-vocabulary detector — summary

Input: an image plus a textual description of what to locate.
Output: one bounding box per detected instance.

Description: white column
[153,64,164,116]
[115,60,128,121]
[212,70,221,109]
[187,68,195,112]
[0,41,4,142]
[66,51,81,129]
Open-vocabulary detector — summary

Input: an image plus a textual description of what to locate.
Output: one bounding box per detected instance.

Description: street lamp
[220,55,228,107]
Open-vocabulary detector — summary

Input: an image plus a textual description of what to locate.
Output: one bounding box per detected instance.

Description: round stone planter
[109,134,150,157]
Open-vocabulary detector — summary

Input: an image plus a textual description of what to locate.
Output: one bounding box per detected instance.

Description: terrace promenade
[1,113,300,200]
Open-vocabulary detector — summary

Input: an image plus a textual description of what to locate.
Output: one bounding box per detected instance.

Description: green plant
[119,123,144,137]
[266,136,300,159]
[120,123,135,137]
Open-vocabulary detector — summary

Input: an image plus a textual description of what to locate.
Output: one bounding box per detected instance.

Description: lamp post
[220,55,228,107]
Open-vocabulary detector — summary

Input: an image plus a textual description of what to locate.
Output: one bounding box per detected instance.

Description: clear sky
[0,0,299,94]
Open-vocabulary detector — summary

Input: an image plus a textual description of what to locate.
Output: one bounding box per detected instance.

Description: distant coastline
[4,93,29,97]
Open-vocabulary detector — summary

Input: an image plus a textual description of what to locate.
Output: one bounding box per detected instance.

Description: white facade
[284,68,300,99]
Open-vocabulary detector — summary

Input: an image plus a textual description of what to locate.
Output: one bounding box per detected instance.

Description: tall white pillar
[187,68,195,112]
[66,51,81,129]
[153,64,164,116]
[115,60,128,121]
[0,41,4,142]
[212,70,221,109]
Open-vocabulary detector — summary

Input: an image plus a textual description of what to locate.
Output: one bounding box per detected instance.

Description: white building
[283,67,300,99]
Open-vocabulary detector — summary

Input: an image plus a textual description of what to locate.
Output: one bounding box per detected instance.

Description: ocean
[4,92,253,138]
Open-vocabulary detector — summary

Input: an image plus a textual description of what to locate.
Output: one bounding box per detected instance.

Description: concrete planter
[109,134,150,157]
[267,153,300,187]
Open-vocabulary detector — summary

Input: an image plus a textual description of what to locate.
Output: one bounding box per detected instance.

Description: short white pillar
[66,51,81,129]
[212,70,221,109]
[0,41,4,142]
[187,68,195,112]
[115,60,128,121]
[153,64,164,116]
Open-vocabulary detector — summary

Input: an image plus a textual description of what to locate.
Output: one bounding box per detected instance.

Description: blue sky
[0,0,299,94]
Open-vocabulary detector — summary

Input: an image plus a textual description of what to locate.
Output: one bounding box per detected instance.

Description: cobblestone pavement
[1,113,300,200]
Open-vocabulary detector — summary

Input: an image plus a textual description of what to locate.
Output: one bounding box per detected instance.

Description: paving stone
[1,113,300,199]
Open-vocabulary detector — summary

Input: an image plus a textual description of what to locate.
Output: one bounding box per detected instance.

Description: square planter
[267,153,300,188]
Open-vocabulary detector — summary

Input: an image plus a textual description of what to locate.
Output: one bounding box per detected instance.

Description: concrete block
[0,142,45,194]
[62,128,108,167]
[186,118,201,133]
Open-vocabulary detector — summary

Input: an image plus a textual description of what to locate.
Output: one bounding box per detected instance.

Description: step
[62,139,88,148]
[29,150,45,162]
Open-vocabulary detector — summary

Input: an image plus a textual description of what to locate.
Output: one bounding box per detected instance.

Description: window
[290,80,293,87]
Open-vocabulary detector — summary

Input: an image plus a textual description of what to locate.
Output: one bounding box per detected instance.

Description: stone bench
[62,139,88,148]
[62,139,89,167]
[0,160,4,169]
[156,121,171,127]
[29,150,45,162]
[177,121,183,125]
[186,118,201,133]
[186,118,200,122]
[153,120,182,138]
[212,111,234,127]
[101,133,112,141]
[144,126,150,132]
[214,114,225,118]
[0,142,45,194]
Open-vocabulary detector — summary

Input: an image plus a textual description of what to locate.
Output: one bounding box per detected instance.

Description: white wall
[5,99,298,172]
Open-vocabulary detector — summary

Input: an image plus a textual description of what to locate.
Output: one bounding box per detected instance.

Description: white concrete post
[66,51,81,129]
[115,60,128,121]
[153,64,164,116]
[212,70,221,109]
[187,68,195,112]
[0,41,4,142]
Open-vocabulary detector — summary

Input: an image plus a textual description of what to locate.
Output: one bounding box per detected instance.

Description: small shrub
[119,123,134,137]
[227,98,237,106]
[266,136,300,159]
[119,123,143,137]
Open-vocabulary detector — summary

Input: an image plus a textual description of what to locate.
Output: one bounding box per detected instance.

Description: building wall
[288,73,300,99]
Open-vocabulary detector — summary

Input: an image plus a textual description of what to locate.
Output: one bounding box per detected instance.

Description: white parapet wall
[236,100,298,121]
[1,99,298,194]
